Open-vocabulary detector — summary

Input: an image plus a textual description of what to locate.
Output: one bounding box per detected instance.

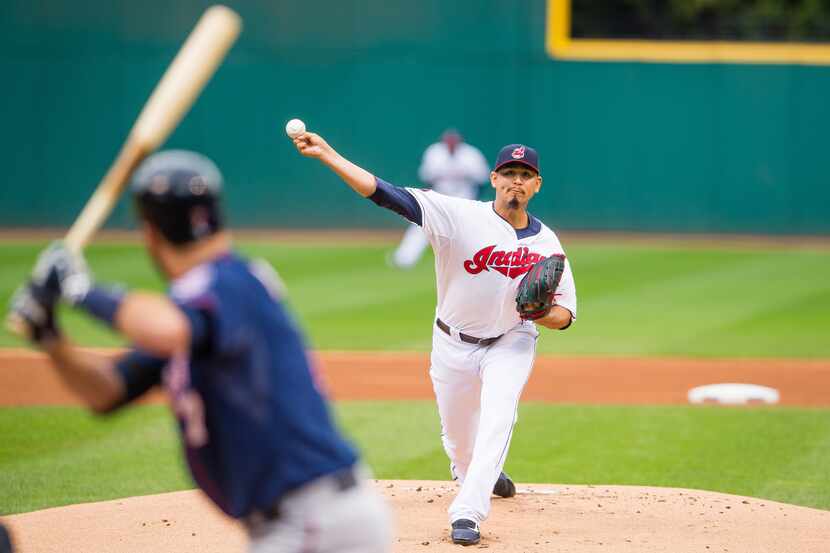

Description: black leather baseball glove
[515,254,566,321]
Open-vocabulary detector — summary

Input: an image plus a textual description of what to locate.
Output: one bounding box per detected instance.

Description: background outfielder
[11,151,391,553]
[292,132,577,546]
[391,129,489,269]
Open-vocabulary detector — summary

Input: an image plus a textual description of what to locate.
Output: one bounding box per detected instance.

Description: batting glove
[30,241,93,306]
[9,284,62,345]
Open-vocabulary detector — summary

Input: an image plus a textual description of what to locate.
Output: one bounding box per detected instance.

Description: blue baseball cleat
[450,519,480,546]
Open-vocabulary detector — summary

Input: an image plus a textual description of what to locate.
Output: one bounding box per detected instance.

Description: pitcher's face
[491,163,541,210]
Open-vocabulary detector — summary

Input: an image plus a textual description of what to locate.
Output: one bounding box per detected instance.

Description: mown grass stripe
[1,241,829,357]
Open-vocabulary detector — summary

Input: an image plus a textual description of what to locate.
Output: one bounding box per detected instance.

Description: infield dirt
[2,349,829,407]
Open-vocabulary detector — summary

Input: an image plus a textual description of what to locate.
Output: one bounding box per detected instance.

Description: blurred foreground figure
[11,150,391,553]
[391,129,489,268]
[0,522,13,553]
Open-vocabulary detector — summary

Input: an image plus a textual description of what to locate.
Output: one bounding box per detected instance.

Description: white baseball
[285,118,306,138]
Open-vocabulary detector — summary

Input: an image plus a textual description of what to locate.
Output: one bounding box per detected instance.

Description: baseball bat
[65,4,242,251]
[6,5,241,337]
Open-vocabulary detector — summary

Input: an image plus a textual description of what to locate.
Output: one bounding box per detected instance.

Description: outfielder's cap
[131,150,224,245]
[494,144,539,173]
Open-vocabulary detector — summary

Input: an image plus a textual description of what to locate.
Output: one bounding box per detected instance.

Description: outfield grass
[2,402,829,515]
[1,240,829,357]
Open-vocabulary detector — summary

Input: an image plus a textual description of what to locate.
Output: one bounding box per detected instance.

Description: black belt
[245,465,359,524]
[436,318,502,347]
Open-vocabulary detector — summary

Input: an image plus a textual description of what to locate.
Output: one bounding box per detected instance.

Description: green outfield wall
[2,1,828,233]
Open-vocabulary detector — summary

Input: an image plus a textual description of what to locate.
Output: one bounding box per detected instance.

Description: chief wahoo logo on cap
[511,146,526,159]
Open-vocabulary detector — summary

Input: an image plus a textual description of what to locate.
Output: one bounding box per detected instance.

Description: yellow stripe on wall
[546,0,830,65]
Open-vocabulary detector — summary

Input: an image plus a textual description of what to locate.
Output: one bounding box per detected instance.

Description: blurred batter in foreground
[11,150,391,553]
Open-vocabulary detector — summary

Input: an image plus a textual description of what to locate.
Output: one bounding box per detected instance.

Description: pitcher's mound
[5,480,829,552]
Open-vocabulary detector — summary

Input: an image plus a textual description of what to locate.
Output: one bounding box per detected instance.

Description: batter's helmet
[131,150,224,245]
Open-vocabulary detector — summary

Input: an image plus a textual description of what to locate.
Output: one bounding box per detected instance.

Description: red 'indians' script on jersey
[463,245,546,279]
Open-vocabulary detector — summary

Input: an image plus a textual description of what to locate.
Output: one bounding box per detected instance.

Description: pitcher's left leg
[447,328,537,524]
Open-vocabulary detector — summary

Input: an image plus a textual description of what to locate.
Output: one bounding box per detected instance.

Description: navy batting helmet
[131,150,224,245]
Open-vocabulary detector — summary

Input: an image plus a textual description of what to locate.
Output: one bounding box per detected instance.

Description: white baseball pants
[246,467,392,553]
[429,321,538,524]
[392,224,430,268]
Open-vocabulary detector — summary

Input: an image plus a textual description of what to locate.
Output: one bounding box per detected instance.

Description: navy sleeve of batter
[369,177,423,226]
[109,349,167,410]
[178,305,213,354]
[108,305,212,412]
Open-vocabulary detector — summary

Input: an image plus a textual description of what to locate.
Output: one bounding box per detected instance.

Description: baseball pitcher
[292,132,577,546]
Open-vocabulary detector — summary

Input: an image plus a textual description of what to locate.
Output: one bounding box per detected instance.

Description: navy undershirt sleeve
[110,349,167,410]
[107,305,212,411]
[178,305,213,354]
[368,177,423,226]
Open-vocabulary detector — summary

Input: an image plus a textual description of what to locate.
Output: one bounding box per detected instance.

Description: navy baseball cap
[494,144,539,173]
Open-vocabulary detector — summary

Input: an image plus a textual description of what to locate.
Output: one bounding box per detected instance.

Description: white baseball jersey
[407,189,577,338]
[418,142,490,200]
